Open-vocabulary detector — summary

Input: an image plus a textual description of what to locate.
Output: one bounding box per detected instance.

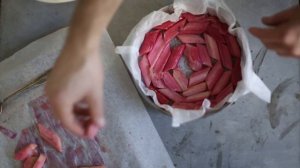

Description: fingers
[249,27,283,43]
[86,92,105,128]
[262,6,299,26]
[50,98,85,136]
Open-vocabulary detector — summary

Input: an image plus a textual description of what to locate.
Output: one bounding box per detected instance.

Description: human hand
[249,6,300,58]
[45,46,104,138]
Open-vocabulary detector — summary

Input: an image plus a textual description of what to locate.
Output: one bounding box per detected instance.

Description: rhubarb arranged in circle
[139,13,242,110]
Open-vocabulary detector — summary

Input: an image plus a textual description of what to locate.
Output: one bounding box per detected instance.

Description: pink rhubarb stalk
[151,44,171,73]
[204,33,220,60]
[32,154,47,168]
[226,34,241,57]
[212,84,234,107]
[184,44,202,71]
[159,88,184,103]
[206,62,223,90]
[15,144,37,161]
[162,72,182,92]
[177,34,205,44]
[164,44,185,71]
[173,69,188,91]
[183,82,207,97]
[211,71,232,95]
[139,30,160,56]
[181,22,209,34]
[147,33,165,65]
[219,43,233,70]
[189,67,210,86]
[156,90,170,104]
[197,44,212,67]
[37,123,63,152]
[173,102,201,110]
[184,91,210,102]
[139,56,151,87]
[164,19,186,43]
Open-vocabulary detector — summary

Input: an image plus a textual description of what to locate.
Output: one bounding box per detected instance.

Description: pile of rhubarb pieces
[139,12,242,110]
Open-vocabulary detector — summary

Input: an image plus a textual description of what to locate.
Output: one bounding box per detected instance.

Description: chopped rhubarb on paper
[189,67,210,86]
[181,22,209,34]
[197,44,212,67]
[159,88,184,103]
[204,33,220,60]
[153,21,175,30]
[183,82,207,96]
[151,44,171,73]
[162,72,182,92]
[156,90,170,104]
[206,26,226,43]
[173,102,201,110]
[184,91,210,102]
[147,33,165,65]
[15,143,37,161]
[181,13,207,22]
[139,30,160,56]
[173,69,188,91]
[164,19,186,43]
[139,56,152,87]
[213,84,234,107]
[37,123,63,152]
[150,72,166,89]
[164,44,185,71]
[32,154,47,168]
[184,44,202,71]
[211,71,232,95]
[23,156,38,168]
[226,34,241,57]
[219,43,232,70]
[206,62,223,90]
[177,34,205,44]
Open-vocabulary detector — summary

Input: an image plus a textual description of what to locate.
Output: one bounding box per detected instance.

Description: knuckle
[282,29,296,45]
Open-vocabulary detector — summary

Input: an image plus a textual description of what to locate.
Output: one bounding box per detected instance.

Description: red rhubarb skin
[226,34,241,57]
[184,44,203,71]
[139,56,152,87]
[219,43,233,70]
[206,62,223,90]
[164,44,185,71]
[173,69,188,91]
[162,72,182,92]
[212,84,234,107]
[204,33,220,60]
[189,67,211,86]
[151,44,171,74]
[159,88,184,103]
[32,154,47,168]
[139,30,160,56]
[184,91,211,103]
[156,90,170,104]
[37,123,63,152]
[177,34,205,44]
[164,19,186,43]
[197,44,212,67]
[183,82,207,97]
[14,143,37,161]
[211,71,232,95]
[172,102,201,110]
[181,22,209,34]
[147,33,165,65]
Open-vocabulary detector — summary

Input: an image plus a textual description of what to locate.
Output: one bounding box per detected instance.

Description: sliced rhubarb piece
[15,144,37,161]
[181,22,209,34]
[184,44,202,71]
[37,123,63,152]
[226,34,241,57]
[231,57,242,86]
[197,44,212,67]
[139,56,151,87]
[204,33,220,60]
[181,13,207,22]
[219,43,233,70]
[32,154,47,168]
[156,90,170,104]
[162,72,182,92]
[139,30,160,56]
[147,33,165,65]
[159,88,184,103]
[150,72,166,89]
[164,44,185,71]
[184,91,210,102]
[177,34,205,44]
[189,67,210,86]
[211,71,232,95]
[206,26,226,43]
[212,84,234,107]
[151,44,171,73]
[173,69,188,91]
[23,156,38,168]
[183,82,207,96]
[153,21,175,30]
[173,102,201,110]
[164,19,186,43]
[206,62,223,90]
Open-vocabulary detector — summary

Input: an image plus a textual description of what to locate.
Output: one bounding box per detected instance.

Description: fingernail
[87,124,99,139]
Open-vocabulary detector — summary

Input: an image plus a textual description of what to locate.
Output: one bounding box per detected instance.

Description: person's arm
[45,0,122,138]
[249,5,300,58]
